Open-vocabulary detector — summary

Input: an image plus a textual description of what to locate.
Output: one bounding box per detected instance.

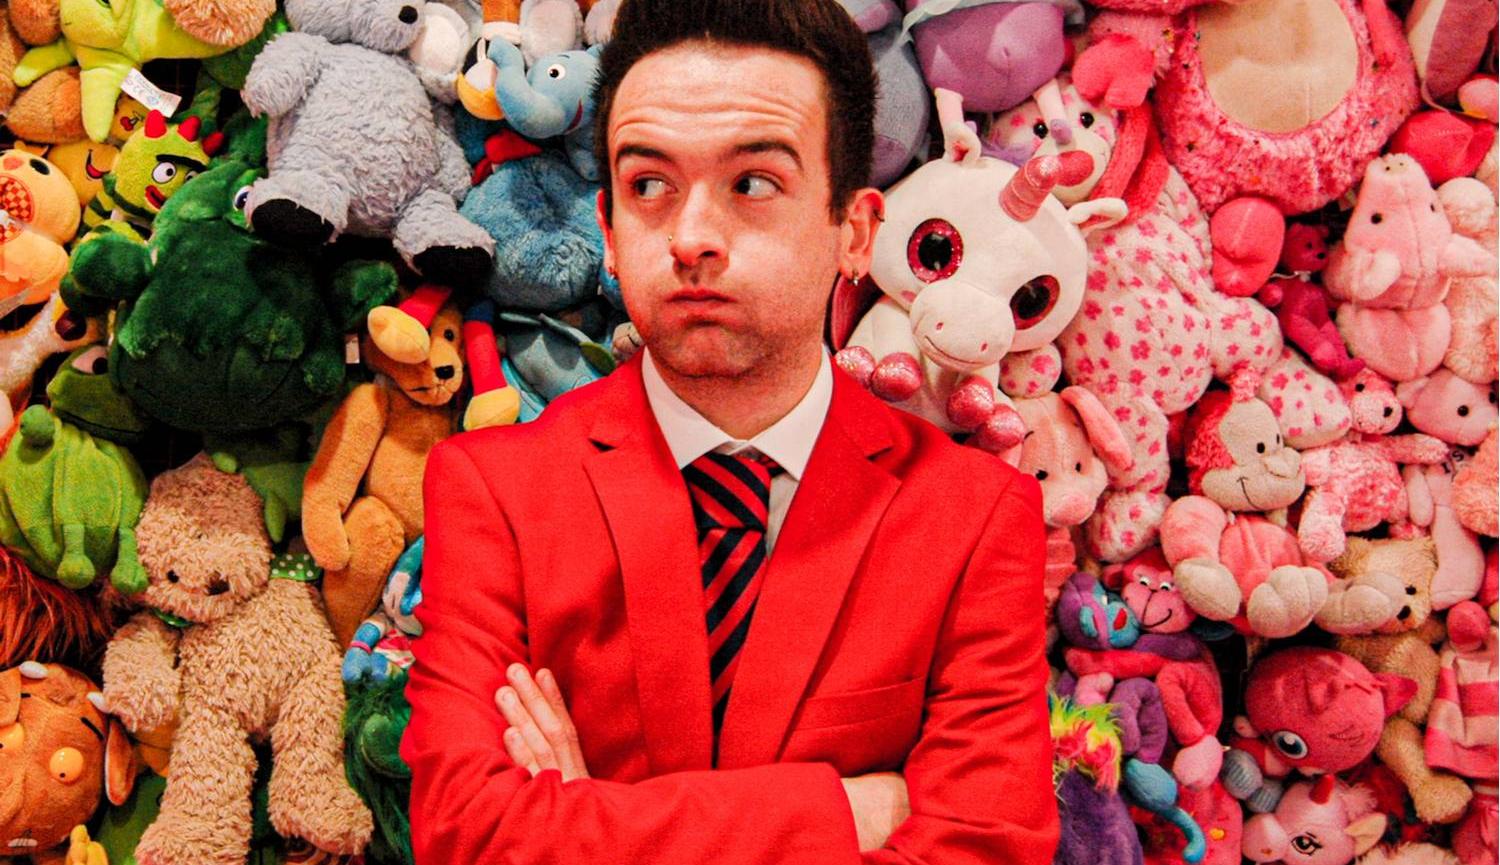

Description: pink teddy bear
[1396,370,1499,447]
[1296,369,1450,562]
[1258,224,1365,380]
[1325,155,1493,383]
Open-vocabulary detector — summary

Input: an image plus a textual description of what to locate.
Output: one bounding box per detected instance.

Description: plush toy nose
[434,364,455,381]
[399,5,418,23]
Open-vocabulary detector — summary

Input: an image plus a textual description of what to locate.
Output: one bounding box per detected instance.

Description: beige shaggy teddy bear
[103,454,371,865]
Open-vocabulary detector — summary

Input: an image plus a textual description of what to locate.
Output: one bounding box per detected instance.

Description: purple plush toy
[902,0,1078,113]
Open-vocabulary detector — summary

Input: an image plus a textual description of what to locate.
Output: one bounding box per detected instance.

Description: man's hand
[495,663,591,781]
[841,772,911,853]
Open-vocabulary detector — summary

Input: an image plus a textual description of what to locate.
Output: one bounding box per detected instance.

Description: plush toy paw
[412,245,493,288]
[463,385,521,431]
[1446,600,1491,652]
[1072,35,1155,109]
[1210,198,1284,298]
[968,404,1026,454]
[135,815,243,865]
[302,514,353,573]
[110,552,149,596]
[268,772,375,856]
[66,825,107,865]
[869,352,923,402]
[1074,672,1115,706]
[55,550,97,590]
[367,305,432,365]
[103,674,179,735]
[1412,774,1474,825]
[1172,736,1224,791]
[833,346,876,387]
[1245,565,1328,638]
[249,197,337,248]
[1297,510,1347,563]
[1315,571,1402,634]
[1174,558,1243,621]
[946,375,997,430]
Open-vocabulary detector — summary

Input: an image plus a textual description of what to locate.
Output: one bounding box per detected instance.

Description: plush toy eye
[1489,388,1498,405]
[50,747,85,783]
[1291,835,1323,855]
[906,218,962,283]
[1011,276,1059,330]
[1271,730,1308,759]
[443,328,456,341]
[151,161,177,184]
[1074,461,1083,472]
[1079,112,1095,128]
[0,722,22,751]
[1032,121,1049,139]
[29,159,49,175]
[1158,581,1172,591]
[1138,576,1151,587]
[547,64,566,79]
[1035,469,1049,480]
[71,345,109,375]
[1458,405,1471,417]
[1256,442,1266,453]
[1371,213,1383,224]
[1354,383,1365,392]
[233,186,252,211]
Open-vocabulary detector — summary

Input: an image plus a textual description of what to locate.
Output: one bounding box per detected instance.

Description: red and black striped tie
[683,450,782,760]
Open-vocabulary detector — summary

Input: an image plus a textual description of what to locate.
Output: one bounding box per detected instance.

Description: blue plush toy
[487,37,604,180]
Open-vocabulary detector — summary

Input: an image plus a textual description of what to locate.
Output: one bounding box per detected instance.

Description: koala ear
[1345,814,1387,856]
[286,0,353,40]
[1375,672,1418,718]
[1061,386,1133,472]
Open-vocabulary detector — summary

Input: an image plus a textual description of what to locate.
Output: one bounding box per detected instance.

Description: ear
[1375,672,1418,718]
[595,189,615,277]
[1345,813,1387,856]
[1067,197,1128,237]
[1396,378,1427,410]
[1061,386,1134,472]
[837,187,884,287]
[104,717,138,806]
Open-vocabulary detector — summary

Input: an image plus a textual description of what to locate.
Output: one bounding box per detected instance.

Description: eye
[1138,576,1151,586]
[233,186,251,210]
[631,177,667,200]
[734,174,778,198]
[1256,442,1266,453]
[1371,213,1383,224]
[1458,405,1470,417]
[443,328,456,341]
[1032,121,1049,139]
[50,747,85,783]
[546,64,566,79]
[29,159,50,175]
[1430,203,1437,212]
[151,161,177,184]
[1275,433,1281,445]
[1158,581,1172,591]
[1074,461,1083,472]
[1079,112,1095,128]
[1011,276,1060,330]
[1035,469,1049,480]
[1271,730,1308,759]
[71,345,109,374]
[0,722,23,751]
[907,218,963,283]
[1291,835,1323,855]
[1354,383,1365,392]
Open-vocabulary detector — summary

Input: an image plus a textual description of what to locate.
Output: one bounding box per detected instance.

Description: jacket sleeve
[864,471,1060,865]
[402,440,864,865]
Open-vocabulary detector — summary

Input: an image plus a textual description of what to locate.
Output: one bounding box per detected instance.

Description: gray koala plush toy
[242,0,494,285]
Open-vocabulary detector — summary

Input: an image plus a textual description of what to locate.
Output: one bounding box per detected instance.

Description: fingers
[494,663,589,781]
[496,681,557,774]
[502,725,540,775]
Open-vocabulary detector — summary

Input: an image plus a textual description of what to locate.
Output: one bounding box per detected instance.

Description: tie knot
[684,451,779,532]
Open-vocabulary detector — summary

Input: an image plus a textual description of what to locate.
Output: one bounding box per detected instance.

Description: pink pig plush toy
[1325,155,1493,383]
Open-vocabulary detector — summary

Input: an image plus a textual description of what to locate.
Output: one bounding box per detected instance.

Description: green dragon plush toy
[63,117,400,434]
[0,404,148,593]
[12,0,231,142]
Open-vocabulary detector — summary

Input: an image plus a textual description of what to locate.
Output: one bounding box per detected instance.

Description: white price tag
[345,333,361,365]
[120,69,183,117]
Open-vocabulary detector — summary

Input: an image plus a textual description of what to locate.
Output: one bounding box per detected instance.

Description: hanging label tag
[345,333,361,365]
[120,69,182,117]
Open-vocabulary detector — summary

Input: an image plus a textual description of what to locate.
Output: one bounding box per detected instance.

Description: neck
[651,343,824,440]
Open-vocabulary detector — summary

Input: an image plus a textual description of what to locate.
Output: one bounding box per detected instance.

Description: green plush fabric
[46,346,153,444]
[63,130,399,435]
[0,405,148,593]
[344,673,414,865]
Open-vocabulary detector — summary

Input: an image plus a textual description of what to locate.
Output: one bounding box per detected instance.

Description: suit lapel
[582,355,715,773]
[715,370,901,769]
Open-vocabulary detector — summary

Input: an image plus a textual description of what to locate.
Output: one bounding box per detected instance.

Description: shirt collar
[640,346,833,481]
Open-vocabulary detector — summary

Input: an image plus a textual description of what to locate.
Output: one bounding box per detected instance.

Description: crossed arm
[402,441,1058,864]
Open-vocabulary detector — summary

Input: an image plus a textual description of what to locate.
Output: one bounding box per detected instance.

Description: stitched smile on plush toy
[1327,724,1366,742]
[919,335,985,368]
[83,152,106,181]
[144,185,167,210]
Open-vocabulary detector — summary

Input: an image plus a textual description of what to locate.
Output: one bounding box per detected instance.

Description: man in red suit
[401,1,1058,861]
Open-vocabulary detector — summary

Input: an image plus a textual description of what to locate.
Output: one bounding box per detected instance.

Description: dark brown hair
[592,0,876,222]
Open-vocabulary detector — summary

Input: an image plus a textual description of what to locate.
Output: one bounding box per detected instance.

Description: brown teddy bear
[302,302,464,647]
[102,455,371,865]
[1332,536,1474,824]
[0,0,87,144]
[0,661,134,865]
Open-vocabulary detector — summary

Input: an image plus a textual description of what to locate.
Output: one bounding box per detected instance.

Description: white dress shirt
[641,347,834,554]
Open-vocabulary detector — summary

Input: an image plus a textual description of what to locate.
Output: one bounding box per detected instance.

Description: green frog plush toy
[64,119,399,435]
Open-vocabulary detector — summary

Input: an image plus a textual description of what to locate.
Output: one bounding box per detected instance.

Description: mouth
[566,100,585,133]
[84,150,106,180]
[205,577,230,596]
[144,185,167,210]
[1238,476,1259,511]
[1142,609,1174,629]
[1328,724,1365,742]
[919,335,982,369]
[7,838,38,849]
[668,287,733,303]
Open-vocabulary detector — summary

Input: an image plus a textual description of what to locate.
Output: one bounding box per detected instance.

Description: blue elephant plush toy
[486,37,604,180]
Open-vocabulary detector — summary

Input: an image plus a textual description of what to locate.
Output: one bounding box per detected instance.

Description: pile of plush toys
[0,0,1493,862]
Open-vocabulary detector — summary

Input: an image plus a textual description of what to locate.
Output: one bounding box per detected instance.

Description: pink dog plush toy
[1396,371,1499,447]
[1242,776,1387,865]
[1296,370,1450,562]
[832,89,1126,454]
[1325,155,1493,383]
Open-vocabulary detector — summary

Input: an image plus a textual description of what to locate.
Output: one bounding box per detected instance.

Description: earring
[667,234,674,244]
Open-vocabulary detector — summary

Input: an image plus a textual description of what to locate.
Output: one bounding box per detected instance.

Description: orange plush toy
[0,661,137,865]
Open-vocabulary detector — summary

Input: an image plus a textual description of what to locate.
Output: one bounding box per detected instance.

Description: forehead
[608,42,829,165]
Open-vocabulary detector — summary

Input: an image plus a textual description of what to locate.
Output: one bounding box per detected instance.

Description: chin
[647,330,767,379]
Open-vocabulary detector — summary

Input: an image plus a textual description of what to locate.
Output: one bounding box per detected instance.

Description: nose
[1383,406,1393,418]
[434,364,455,381]
[1048,118,1073,146]
[398,4,418,23]
[669,184,728,269]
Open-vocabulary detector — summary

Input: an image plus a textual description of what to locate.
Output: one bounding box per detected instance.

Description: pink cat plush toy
[1325,155,1493,383]
[831,89,1126,454]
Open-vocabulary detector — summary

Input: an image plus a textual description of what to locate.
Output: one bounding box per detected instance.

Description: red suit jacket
[402,352,1058,864]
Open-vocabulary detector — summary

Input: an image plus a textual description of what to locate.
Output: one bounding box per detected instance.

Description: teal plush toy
[63,121,400,435]
[486,37,603,180]
[0,405,148,593]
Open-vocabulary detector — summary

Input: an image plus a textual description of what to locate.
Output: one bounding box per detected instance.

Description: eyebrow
[80,716,104,741]
[613,140,804,171]
[158,155,208,170]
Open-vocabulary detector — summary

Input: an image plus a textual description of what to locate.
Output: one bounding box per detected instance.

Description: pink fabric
[1153,0,1419,215]
[1426,624,1500,780]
